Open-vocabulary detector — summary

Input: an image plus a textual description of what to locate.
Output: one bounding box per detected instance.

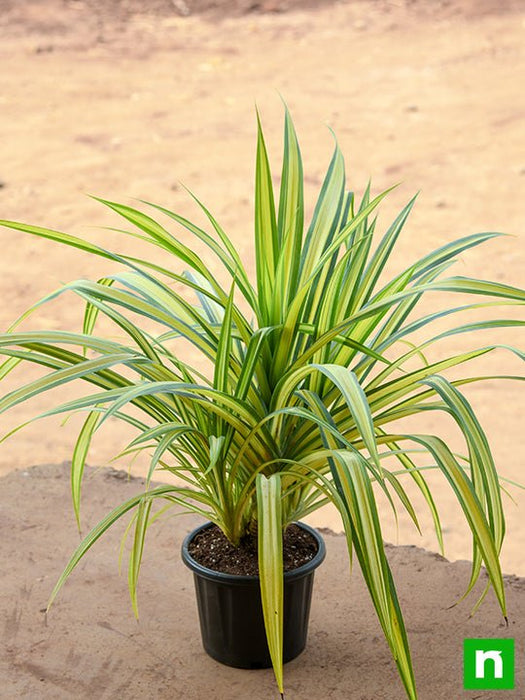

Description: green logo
[463,638,515,690]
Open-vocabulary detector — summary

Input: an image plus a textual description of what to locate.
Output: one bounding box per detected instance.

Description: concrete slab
[1,463,523,699]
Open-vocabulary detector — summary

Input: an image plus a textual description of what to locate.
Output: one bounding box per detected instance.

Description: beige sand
[0,0,524,584]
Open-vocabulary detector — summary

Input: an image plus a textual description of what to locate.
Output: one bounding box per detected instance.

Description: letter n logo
[464,638,515,690]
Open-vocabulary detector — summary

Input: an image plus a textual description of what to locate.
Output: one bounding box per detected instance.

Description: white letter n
[475,650,503,679]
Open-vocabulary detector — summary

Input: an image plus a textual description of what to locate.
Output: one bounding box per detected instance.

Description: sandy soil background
[0,0,524,585]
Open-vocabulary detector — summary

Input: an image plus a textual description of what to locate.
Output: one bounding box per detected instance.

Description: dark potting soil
[188,523,319,576]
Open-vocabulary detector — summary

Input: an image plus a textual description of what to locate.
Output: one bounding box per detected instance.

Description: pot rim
[181,520,326,584]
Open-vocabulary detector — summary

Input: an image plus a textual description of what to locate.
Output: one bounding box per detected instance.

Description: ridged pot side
[181,521,326,669]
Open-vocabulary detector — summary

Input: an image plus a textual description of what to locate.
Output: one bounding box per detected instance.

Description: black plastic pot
[181,521,326,669]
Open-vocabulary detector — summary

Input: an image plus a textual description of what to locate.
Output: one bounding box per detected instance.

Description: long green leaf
[47,485,179,610]
[128,495,153,618]
[254,109,279,324]
[71,410,101,530]
[256,474,284,696]
[272,105,304,324]
[330,452,416,700]
[405,433,506,615]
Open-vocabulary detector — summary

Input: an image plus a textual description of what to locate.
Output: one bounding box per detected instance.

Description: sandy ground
[2,462,525,700]
[0,0,524,587]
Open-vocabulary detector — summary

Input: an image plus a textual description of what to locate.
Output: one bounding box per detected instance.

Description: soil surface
[0,0,524,585]
[0,0,336,20]
[1,0,523,22]
[2,463,525,699]
[188,522,318,575]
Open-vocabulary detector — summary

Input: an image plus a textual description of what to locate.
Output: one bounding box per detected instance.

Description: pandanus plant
[0,106,523,699]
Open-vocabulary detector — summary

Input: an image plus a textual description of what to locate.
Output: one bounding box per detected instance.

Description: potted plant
[0,106,523,699]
